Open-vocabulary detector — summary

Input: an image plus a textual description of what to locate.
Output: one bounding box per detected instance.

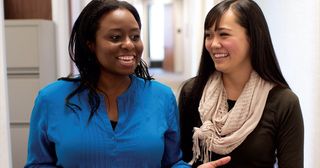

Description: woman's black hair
[60,0,152,123]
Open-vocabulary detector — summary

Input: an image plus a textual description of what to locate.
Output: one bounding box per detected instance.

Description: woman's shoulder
[179,77,196,95]
[134,76,173,94]
[38,79,80,98]
[266,86,301,113]
[268,86,299,103]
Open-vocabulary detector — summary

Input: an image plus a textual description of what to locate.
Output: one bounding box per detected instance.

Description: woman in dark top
[178,0,304,168]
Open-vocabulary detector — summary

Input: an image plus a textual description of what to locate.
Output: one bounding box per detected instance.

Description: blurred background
[0,0,319,168]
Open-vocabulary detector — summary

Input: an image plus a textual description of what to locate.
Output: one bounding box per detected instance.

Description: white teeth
[214,53,228,58]
[118,56,134,61]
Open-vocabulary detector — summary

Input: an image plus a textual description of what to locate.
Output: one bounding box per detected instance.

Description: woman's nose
[211,38,221,49]
[121,37,134,50]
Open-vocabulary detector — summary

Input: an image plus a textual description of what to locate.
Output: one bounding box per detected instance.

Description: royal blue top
[25,75,190,168]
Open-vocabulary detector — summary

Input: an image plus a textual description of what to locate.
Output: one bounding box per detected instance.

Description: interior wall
[51,0,71,78]
[0,0,12,167]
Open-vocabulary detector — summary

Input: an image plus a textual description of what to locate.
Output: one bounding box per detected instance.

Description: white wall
[51,1,71,78]
[182,0,213,78]
[257,0,320,167]
[0,0,12,167]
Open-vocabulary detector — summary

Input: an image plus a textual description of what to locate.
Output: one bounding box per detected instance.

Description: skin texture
[91,9,143,79]
[205,9,251,76]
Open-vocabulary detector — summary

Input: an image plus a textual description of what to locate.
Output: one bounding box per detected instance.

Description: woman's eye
[131,35,140,41]
[110,35,121,41]
[220,32,229,36]
[205,33,212,38]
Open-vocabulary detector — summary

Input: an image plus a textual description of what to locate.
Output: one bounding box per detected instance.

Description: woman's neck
[222,69,252,100]
[97,74,131,97]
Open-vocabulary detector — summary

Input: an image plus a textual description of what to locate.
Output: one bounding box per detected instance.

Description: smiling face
[89,8,143,78]
[205,9,252,75]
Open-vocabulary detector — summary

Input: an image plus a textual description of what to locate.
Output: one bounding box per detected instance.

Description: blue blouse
[25,75,190,168]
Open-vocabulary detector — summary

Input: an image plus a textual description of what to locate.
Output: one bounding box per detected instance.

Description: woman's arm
[25,92,58,168]
[162,92,190,168]
[178,79,199,163]
[276,89,304,168]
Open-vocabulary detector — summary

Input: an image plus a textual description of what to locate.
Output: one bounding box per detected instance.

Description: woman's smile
[117,55,136,67]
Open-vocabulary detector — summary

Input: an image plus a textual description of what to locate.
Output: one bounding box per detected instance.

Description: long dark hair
[182,0,289,110]
[61,0,152,122]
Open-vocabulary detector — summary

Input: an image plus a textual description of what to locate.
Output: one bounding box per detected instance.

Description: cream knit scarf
[190,71,274,164]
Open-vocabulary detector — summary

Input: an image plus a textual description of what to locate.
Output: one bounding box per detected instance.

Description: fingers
[211,156,231,166]
[197,156,231,168]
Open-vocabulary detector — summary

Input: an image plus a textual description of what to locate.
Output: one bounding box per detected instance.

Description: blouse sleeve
[24,91,58,168]
[276,90,304,168]
[162,92,191,168]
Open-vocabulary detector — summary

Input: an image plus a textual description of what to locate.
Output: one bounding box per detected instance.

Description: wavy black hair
[60,0,152,122]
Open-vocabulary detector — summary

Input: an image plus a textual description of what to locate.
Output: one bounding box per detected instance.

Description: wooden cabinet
[4,0,52,20]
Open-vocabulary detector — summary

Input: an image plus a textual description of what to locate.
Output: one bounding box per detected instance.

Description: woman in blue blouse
[24,0,230,167]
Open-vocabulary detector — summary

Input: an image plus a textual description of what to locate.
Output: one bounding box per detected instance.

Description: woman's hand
[197,156,231,168]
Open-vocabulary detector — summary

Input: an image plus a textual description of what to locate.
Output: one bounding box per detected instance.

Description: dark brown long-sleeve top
[178,79,304,168]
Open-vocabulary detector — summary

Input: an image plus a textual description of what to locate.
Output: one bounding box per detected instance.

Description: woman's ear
[87,41,95,53]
